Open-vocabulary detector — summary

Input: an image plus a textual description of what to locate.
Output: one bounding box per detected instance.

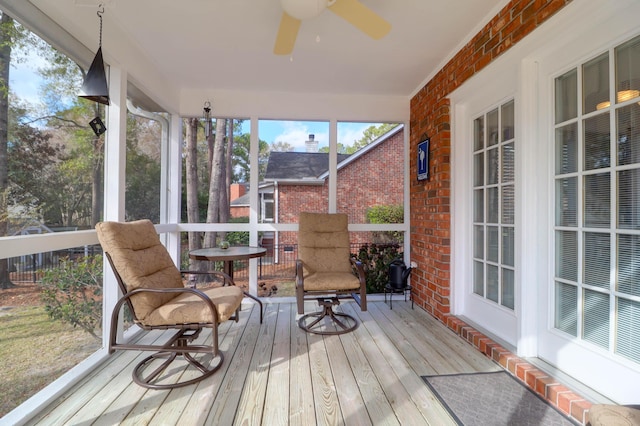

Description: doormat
[422,371,579,426]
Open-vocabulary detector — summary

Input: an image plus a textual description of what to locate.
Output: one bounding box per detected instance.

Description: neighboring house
[229,126,405,252]
[229,183,249,219]
[261,125,404,247]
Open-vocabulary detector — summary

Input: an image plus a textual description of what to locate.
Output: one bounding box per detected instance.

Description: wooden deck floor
[27,300,501,425]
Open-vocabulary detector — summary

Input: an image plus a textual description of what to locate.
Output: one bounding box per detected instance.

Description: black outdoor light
[79,4,109,106]
[203,100,212,139]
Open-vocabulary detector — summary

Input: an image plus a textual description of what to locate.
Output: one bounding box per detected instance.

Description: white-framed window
[472,99,516,310]
[553,34,640,364]
[260,192,274,223]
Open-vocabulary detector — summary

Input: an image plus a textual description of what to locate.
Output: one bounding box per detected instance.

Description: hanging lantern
[79,4,109,105]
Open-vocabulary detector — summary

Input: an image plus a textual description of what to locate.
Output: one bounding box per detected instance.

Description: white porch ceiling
[28,0,506,114]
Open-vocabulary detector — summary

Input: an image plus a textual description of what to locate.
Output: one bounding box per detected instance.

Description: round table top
[189,246,267,262]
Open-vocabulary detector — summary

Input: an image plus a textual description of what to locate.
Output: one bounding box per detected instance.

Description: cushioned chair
[587,404,640,426]
[296,212,367,334]
[96,219,244,389]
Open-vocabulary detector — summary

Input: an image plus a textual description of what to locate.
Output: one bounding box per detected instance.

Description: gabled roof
[319,124,403,179]
[264,124,404,184]
[264,152,351,182]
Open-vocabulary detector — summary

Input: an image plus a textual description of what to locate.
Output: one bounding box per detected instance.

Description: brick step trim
[444,315,592,425]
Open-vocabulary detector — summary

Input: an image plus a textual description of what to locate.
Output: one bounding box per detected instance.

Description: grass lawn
[0,305,100,417]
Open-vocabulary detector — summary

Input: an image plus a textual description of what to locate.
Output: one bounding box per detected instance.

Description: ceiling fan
[273,0,391,55]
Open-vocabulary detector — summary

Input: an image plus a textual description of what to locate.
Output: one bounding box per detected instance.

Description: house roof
[230,193,250,207]
[265,152,351,181]
[265,124,403,183]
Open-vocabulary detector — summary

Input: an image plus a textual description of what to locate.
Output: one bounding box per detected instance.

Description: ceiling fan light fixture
[280,0,330,20]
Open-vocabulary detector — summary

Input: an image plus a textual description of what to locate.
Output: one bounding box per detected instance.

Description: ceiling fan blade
[274,12,301,55]
[329,0,391,40]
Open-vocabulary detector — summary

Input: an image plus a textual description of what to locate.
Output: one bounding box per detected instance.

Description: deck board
[27,300,502,426]
[288,304,316,426]
[260,303,292,425]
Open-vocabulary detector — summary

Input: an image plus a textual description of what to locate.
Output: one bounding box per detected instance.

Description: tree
[319,143,348,154]
[125,142,161,222]
[204,118,227,248]
[345,123,398,154]
[7,109,63,219]
[271,141,294,152]
[220,119,232,225]
[0,13,14,288]
[232,133,269,182]
[123,114,162,222]
[37,47,104,227]
[318,123,399,155]
[185,118,202,268]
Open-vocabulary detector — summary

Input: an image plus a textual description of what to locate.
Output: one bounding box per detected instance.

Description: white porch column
[248,117,259,297]
[103,67,127,222]
[328,119,337,213]
[102,64,127,345]
[165,114,183,264]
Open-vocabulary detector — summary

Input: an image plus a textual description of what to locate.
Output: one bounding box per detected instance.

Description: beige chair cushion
[588,404,640,426]
[145,285,242,326]
[298,212,352,274]
[298,212,360,292]
[302,271,361,291]
[96,220,184,321]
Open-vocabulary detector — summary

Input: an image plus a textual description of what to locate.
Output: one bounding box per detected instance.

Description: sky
[10,53,46,106]
[250,120,382,152]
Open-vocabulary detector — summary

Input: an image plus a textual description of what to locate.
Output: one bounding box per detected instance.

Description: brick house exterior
[267,125,404,246]
[405,1,616,422]
[409,0,573,323]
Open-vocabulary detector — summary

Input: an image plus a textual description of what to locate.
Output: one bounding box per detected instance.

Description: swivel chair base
[132,328,223,390]
[298,297,358,335]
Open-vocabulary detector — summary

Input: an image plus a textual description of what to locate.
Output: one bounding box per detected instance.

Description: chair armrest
[295,260,304,288]
[180,270,235,287]
[350,258,366,280]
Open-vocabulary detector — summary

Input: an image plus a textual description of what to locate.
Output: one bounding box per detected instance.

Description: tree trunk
[185,118,202,270]
[219,120,233,241]
[204,118,226,249]
[0,13,14,288]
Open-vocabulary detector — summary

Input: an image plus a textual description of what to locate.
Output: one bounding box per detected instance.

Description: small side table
[189,246,266,323]
[383,283,413,310]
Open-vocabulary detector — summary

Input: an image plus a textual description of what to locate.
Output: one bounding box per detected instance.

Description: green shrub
[39,255,103,340]
[353,243,401,293]
[366,204,404,244]
[225,216,249,246]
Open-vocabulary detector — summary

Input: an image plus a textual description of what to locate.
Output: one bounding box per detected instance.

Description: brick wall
[409,3,590,422]
[409,0,573,321]
[337,129,404,223]
[230,206,249,219]
[278,185,327,225]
